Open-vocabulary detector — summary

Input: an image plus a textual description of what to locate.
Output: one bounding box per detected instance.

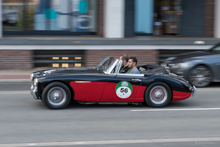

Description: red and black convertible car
[30,56,196,109]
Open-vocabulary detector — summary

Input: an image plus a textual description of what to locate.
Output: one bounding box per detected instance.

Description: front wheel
[42,82,71,109]
[145,82,172,107]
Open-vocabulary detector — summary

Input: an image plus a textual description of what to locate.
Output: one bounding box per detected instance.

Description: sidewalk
[0,70,33,82]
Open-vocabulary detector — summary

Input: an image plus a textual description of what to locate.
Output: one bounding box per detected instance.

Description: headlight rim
[30,73,34,80]
[34,78,38,86]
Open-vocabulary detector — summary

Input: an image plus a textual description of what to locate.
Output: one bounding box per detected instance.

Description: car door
[100,73,144,102]
[70,74,108,102]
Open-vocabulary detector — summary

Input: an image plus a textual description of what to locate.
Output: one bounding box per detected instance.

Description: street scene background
[1,0,220,146]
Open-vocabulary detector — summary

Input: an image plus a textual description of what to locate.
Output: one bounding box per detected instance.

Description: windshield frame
[96,56,119,74]
[97,57,144,77]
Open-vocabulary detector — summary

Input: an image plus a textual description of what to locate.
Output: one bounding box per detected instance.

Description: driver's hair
[129,57,137,65]
[121,54,128,62]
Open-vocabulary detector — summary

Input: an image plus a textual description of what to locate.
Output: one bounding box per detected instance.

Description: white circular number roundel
[115,81,133,99]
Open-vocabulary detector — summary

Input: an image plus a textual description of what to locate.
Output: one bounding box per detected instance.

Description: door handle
[132,79,141,82]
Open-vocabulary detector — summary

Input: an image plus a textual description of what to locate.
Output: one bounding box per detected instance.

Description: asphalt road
[0,82,220,147]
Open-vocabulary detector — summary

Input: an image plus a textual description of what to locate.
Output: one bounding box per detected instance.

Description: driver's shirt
[126,67,140,74]
[120,65,130,73]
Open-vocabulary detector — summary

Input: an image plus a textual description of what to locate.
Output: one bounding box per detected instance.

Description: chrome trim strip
[75,81,91,83]
[117,73,144,77]
[132,79,142,82]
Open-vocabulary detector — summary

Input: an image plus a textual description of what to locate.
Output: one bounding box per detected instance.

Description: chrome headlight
[30,73,34,80]
[34,78,38,86]
[169,63,189,68]
[178,63,188,68]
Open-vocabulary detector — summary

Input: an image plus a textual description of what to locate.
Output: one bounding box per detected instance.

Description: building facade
[0,0,219,70]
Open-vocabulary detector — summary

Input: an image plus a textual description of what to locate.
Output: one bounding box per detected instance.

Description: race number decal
[115,81,133,99]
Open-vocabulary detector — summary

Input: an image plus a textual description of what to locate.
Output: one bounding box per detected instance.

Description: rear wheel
[189,66,212,87]
[42,82,71,109]
[145,82,172,107]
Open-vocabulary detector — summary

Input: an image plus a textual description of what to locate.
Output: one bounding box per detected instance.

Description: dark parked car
[161,43,220,87]
[31,56,196,109]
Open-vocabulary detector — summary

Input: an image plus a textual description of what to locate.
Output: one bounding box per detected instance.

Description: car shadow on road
[63,100,198,110]
[30,97,199,110]
[66,102,144,110]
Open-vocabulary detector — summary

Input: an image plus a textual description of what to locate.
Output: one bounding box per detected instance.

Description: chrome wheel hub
[150,86,168,105]
[47,87,67,106]
[51,91,62,102]
[154,90,163,98]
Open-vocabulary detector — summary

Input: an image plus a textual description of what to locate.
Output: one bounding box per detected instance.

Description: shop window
[2,0,25,31]
[153,0,182,36]
[2,0,97,33]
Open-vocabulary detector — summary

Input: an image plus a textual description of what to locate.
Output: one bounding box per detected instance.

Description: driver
[119,54,130,73]
[126,57,140,74]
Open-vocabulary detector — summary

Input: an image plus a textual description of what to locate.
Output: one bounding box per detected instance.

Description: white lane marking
[0,137,220,147]
[0,91,29,94]
[28,143,36,146]
[130,108,220,112]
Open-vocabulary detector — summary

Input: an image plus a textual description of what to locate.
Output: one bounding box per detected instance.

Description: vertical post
[214,0,220,38]
[124,0,135,37]
[23,0,28,30]
[104,0,125,38]
[0,0,2,38]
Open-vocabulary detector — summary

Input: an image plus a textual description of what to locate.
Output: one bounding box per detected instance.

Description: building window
[2,0,97,34]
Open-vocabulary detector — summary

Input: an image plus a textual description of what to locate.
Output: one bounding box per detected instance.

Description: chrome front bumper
[30,84,38,100]
[191,86,196,97]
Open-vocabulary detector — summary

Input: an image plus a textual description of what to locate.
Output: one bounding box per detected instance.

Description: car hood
[162,73,193,87]
[167,50,213,63]
[32,67,103,79]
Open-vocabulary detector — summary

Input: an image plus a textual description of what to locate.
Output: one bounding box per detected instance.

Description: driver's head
[120,54,128,66]
[128,57,137,69]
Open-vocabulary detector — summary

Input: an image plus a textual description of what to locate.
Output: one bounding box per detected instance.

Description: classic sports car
[30,56,196,109]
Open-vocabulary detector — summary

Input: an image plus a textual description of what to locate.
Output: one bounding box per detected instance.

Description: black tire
[145,82,172,107]
[189,65,212,87]
[42,82,71,109]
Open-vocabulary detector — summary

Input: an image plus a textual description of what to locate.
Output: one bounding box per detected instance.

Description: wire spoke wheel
[42,82,71,109]
[150,86,168,105]
[145,82,172,107]
[47,87,67,106]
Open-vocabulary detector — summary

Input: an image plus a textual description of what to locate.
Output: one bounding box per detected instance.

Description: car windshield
[96,56,117,72]
[209,45,220,53]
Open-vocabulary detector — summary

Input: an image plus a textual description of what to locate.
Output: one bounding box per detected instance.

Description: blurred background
[0,0,218,70]
[1,1,220,145]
